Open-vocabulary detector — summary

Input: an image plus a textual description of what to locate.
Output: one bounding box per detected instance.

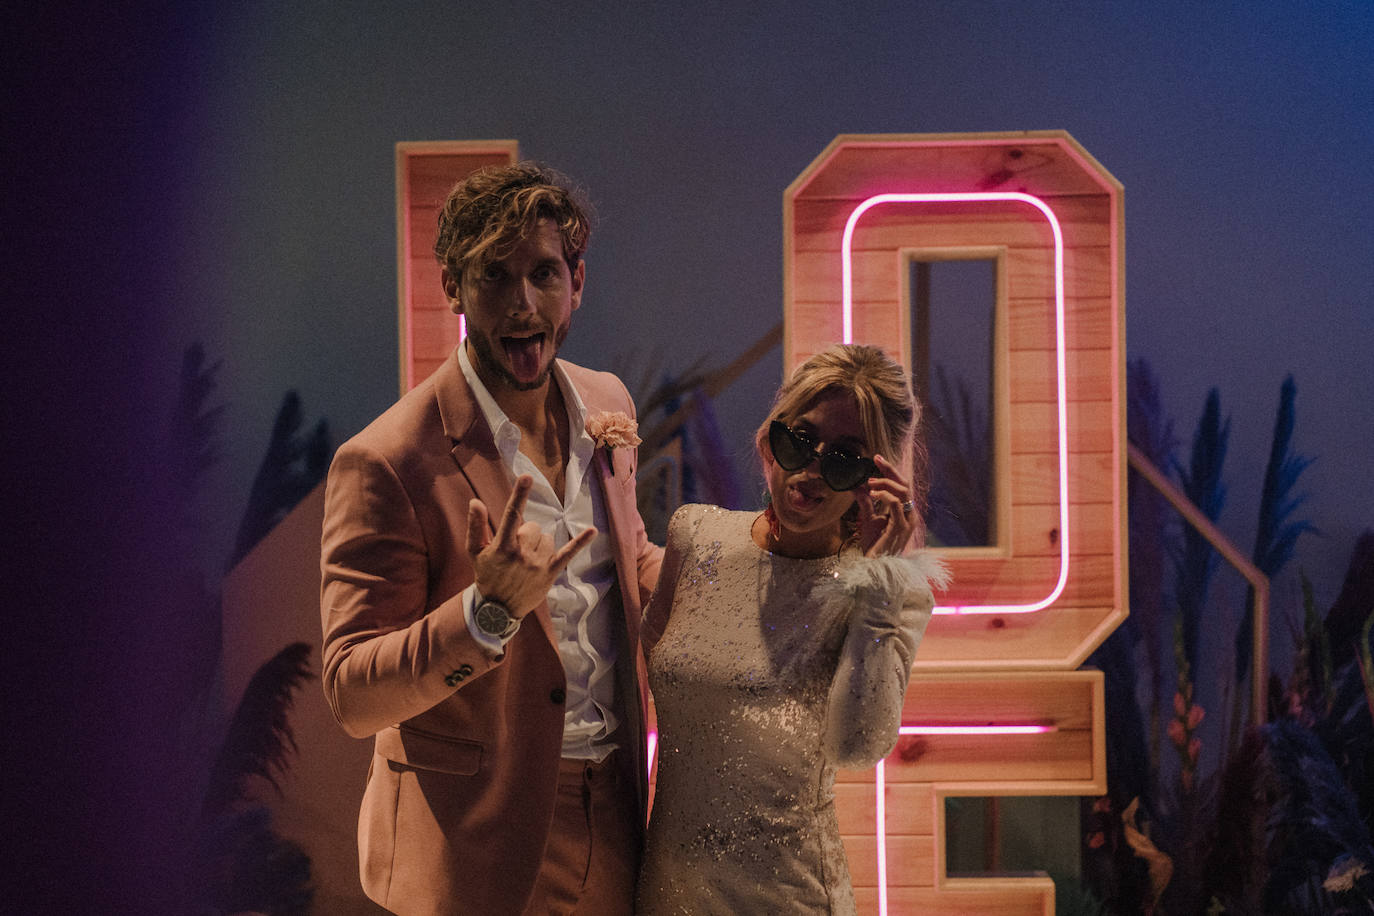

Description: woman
[636,344,947,915]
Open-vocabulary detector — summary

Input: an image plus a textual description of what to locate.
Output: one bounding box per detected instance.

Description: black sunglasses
[768,420,877,492]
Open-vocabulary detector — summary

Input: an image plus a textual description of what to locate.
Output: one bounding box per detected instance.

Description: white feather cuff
[814,551,950,605]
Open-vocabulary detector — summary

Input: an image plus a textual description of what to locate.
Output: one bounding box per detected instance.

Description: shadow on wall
[159,343,386,914]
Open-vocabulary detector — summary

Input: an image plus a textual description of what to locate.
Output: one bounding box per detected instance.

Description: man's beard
[467,326,563,392]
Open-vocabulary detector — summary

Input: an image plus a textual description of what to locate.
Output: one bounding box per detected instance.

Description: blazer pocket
[375,724,483,775]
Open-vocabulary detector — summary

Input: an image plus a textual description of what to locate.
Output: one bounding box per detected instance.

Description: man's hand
[465,475,596,618]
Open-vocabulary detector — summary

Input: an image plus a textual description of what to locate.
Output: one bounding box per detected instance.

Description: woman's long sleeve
[821,552,948,769]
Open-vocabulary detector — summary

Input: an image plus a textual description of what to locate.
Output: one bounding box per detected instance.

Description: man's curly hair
[432,162,591,280]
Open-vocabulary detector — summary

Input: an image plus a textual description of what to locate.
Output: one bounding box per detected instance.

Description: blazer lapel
[586,416,643,626]
[556,362,653,811]
[589,439,652,814]
[434,349,510,516]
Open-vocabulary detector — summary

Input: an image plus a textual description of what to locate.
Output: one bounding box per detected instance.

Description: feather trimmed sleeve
[819,552,949,769]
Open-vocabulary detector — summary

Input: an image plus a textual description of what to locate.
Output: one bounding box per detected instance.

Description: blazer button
[550,688,566,704]
[444,663,474,687]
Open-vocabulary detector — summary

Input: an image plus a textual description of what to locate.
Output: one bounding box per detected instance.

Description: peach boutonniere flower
[586,411,641,474]
[586,411,641,450]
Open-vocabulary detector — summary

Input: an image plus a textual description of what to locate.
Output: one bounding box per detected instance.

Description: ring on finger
[900,500,915,516]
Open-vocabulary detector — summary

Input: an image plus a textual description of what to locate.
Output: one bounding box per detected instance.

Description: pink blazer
[320,349,662,916]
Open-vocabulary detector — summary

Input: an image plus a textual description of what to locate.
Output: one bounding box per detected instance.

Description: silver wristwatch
[474,596,521,640]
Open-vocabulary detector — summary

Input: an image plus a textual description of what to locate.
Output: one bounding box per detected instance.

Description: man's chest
[517,441,567,501]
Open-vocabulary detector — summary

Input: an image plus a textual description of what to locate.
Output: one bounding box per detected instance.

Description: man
[320,163,662,916]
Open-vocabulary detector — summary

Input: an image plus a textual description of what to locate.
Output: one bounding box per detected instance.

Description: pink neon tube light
[841,192,1071,615]
[899,724,1057,735]
[874,722,1059,914]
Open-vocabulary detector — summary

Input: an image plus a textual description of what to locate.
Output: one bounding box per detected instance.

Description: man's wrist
[473,594,521,640]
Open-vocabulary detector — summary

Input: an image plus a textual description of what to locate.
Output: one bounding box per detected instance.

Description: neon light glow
[900,724,1057,735]
[874,722,1060,915]
[876,754,890,914]
[841,192,1070,616]
[647,728,658,780]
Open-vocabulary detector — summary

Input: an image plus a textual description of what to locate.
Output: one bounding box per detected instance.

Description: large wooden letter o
[785,132,1127,914]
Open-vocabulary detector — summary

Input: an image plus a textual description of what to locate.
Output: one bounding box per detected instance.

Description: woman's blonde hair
[755,344,929,544]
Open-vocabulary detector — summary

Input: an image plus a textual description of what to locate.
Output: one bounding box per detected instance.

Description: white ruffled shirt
[457,345,621,762]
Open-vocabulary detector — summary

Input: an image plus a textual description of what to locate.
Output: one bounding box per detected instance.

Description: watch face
[476,600,514,637]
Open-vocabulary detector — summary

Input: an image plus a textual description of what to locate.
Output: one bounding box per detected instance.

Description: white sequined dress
[635,505,941,915]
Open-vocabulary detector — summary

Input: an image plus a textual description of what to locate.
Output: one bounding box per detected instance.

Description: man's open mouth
[502,332,547,379]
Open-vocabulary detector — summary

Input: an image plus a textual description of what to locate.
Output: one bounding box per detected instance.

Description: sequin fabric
[636,505,934,915]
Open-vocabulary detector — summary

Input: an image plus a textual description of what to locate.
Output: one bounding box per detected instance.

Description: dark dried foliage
[231,390,331,569]
[202,642,315,816]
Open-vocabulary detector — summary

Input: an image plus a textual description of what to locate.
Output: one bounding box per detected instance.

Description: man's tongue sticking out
[503,333,546,383]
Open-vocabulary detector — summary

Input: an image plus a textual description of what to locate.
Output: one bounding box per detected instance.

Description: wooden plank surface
[899,672,1099,726]
[1009,399,1115,454]
[792,194,1111,252]
[398,142,517,392]
[845,834,938,887]
[916,604,1120,668]
[836,782,935,835]
[854,883,1053,916]
[793,137,1114,200]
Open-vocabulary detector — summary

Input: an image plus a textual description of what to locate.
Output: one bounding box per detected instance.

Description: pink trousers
[522,753,640,915]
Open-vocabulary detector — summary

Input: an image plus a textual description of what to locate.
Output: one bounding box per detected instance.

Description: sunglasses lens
[770,421,875,491]
[819,452,875,491]
[768,421,811,471]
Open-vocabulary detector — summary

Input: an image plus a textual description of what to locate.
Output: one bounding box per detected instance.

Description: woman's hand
[854,453,917,557]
